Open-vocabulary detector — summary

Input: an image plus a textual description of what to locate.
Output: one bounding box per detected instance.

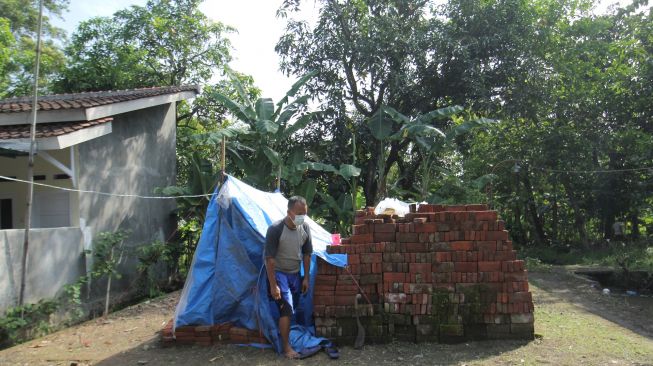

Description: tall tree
[0,0,69,96]
[55,0,232,93]
[277,0,444,205]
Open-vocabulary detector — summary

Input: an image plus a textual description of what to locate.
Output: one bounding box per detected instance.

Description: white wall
[0,227,85,312]
[0,147,79,229]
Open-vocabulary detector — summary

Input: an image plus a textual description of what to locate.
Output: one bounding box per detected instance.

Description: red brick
[465,204,489,211]
[495,250,517,261]
[445,205,466,211]
[451,241,473,251]
[509,292,532,303]
[374,223,397,233]
[454,262,477,272]
[383,272,407,283]
[347,254,360,265]
[397,232,419,242]
[313,296,334,305]
[405,283,433,294]
[352,224,369,235]
[334,295,356,306]
[350,233,374,244]
[432,261,454,272]
[475,211,498,221]
[313,290,335,296]
[361,253,382,264]
[414,222,438,233]
[405,242,429,252]
[466,251,478,262]
[476,241,497,251]
[504,271,528,282]
[486,231,509,241]
[478,261,501,272]
[409,263,431,274]
[316,275,336,285]
[372,262,383,273]
[374,231,396,242]
[417,204,432,213]
[383,252,403,263]
[435,252,452,262]
[314,284,335,292]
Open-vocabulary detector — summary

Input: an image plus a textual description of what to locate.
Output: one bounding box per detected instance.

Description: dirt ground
[1,266,652,366]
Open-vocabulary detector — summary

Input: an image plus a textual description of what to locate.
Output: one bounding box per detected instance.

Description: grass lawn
[1,267,652,365]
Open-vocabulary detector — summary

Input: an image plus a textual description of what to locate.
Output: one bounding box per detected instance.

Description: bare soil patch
[1,266,652,365]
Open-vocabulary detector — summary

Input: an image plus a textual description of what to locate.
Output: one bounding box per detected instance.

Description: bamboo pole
[19,0,44,310]
[221,136,226,174]
[351,130,357,226]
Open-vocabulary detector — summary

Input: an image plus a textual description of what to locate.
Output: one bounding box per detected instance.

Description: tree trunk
[629,210,640,239]
[603,213,615,239]
[363,155,378,207]
[520,169,546,245]
[561,177,590,249]
[552,193,558,243]
[104,247,114,318]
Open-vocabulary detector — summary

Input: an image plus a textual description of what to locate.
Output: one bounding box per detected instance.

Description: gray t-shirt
[265,219,313,273]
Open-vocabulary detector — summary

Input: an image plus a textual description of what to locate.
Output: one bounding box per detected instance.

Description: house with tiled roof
[0,85,200,312]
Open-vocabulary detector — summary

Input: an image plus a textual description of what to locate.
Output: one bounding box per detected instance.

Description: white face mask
[293,214,306,226]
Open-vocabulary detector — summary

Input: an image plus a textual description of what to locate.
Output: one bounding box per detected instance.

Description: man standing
[265,196,312,359]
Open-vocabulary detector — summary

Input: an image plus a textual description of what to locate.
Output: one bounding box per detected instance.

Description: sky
[51,0,630,103]
[52,0,319,103]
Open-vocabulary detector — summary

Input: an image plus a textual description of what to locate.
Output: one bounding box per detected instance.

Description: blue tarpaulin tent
[173,175,347,353]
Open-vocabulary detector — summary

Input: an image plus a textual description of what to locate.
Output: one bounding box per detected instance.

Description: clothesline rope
[0,174,215,199]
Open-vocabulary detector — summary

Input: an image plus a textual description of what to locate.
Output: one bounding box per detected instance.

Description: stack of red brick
[161,319,269,347]
[314,204,535,344]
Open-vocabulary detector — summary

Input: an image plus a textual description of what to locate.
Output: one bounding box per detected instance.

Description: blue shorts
[273,271,302,318]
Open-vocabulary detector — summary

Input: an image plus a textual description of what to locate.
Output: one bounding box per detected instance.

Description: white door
[33,191,71,228]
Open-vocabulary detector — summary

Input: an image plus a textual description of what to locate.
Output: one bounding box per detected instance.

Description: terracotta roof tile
[0,85,199,114]
[0,118,113,140]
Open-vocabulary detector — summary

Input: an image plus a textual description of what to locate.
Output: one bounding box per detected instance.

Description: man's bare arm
[266,257,281,299]
[302,254,311,293]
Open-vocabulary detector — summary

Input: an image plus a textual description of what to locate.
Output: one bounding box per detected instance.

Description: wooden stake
[221,136,226,174]
[19,0,44,311]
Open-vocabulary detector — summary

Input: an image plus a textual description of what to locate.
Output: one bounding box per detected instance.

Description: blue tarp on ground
[173,175,347,353]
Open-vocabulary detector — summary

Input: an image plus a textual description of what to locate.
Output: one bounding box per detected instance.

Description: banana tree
[207,68,321,190]
[368,105,497,201]
[298,162,361,234]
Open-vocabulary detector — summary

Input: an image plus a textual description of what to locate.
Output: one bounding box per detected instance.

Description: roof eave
[0,90,198,126]
[0,122,113,151]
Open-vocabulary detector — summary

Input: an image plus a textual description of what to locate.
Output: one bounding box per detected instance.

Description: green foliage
[88,230,129,317]
[0,18,15,96]
[175,217,203,275]
[0,0,68,96]
[0,299,58,345]
[204,68,326,190]
[55,0,232,92]
[136,240,177,298]
[60,279,86,323]
[277,0,653,258]
[89,230,129,281]
[519,239,653,273]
